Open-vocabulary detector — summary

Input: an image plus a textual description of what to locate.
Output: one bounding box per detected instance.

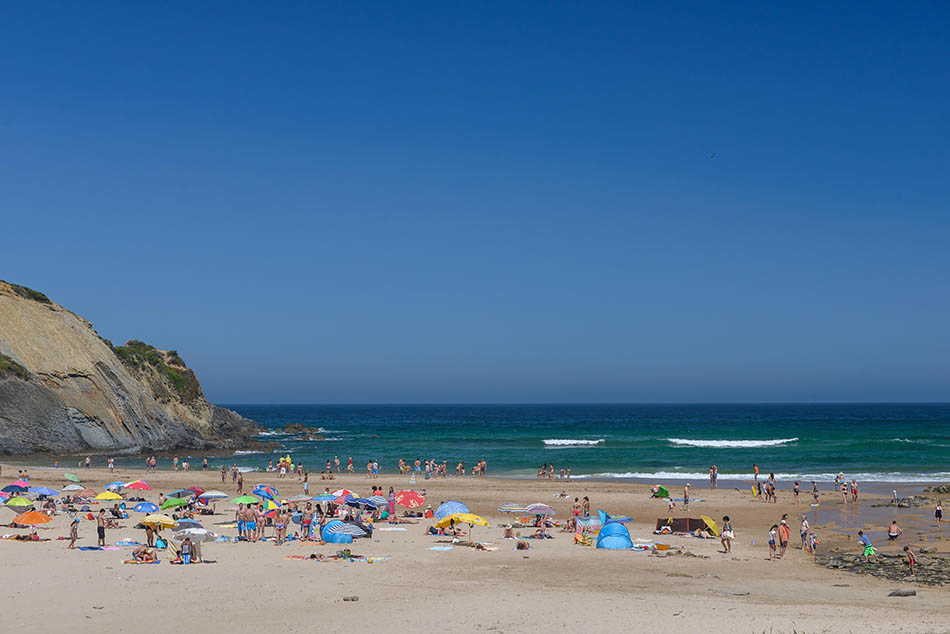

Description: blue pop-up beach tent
[321,520,354,544]
[596,521,633,550]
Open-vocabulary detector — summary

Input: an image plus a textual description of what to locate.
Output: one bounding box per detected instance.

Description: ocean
[212,403,950,483]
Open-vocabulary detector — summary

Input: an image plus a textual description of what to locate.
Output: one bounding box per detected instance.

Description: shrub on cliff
[0,353,30,380]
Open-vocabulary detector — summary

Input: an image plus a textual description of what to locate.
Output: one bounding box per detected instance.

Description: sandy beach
[1,464,946,634]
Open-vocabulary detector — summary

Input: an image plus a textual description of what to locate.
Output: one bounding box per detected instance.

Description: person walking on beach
[936,501,943,528]
[221,466,227,482]
[96,509,106,547]
[793,481,800,505]
[683,484,690,511]
[850,479,859,503]
[800,515,810,551]
[720,516,733,553]
[812,481,820,505]
[768,524,778,560]
[236,471,243,494]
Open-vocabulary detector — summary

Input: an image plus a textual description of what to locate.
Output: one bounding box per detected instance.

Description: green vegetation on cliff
[114,340,200,401]
[2,281,51,304]
[0,353,30,380]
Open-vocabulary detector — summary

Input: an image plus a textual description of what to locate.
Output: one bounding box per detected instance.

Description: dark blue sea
[214,403,950,483]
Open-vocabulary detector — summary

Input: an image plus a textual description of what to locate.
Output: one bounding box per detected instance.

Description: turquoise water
[213,404,950,483]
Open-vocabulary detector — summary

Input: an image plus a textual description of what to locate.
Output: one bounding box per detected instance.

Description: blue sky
[2,3,948,403]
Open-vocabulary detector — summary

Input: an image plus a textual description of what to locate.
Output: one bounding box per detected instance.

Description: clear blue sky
[3,3,948,403]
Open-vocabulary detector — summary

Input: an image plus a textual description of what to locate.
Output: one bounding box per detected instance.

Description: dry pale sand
[1,465,947,634]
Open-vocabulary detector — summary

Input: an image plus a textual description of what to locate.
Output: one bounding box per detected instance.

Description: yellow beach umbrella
[435,512,490,528]
[142,514,176,528]
[95,491,122,501]
[701,515,719,536]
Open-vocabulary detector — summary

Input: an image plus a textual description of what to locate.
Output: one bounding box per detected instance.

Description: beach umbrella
[324,522,367,537]
[498,502,527,514]
[346,497,378,509]
[0,491,8,499]
[701,515,719,537]
[160,497,189,510]
[2,484,27,494]
[524,503,556,516]
[105,481,126,491]
[334,494,356,506]
[6,497,33,507]
[10,479,30,488]
[174,519,203,531]
[232,495,259,505]
[96,491,123,501]
[321,520,354,544]
[253,485,278,500]
[167,488,194,498]
[197,490,228,500]
[394,490,425,509]
[261,499,280,511]
[436,513,490,529]
[64,473,80,483]
[142,514,176,528]
[13,511,52,525]
[368,495,389,507]
[311,494,336,502]
[330,488,356,498]
[185,487,205,496]
[173,527,218,543]
[62,484,84,492]
[28,487,59,497]
[435,501,469,520]
[436,512,490,540]
[134,502,159,513]
[124,480,152,491]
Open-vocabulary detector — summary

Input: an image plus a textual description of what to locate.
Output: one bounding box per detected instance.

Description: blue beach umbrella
[436,501,469,520]
[253,485,278,500]
[134,502,159,513]
[106,481,126,491]
[324,521,367,537]
[28,487,59,497]
[346,497,378,509]
[2,485,27,494]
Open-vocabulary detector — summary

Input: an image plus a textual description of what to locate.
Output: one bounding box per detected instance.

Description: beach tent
[654,517,709,533]
[596,521,633,550]
[321,520,354,544]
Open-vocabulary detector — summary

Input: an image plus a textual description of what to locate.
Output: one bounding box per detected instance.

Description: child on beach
[903,545,917,576]
[720,516,733,553]
[857,531,875,562]
[768,524,778,560]
[808,531,819,557]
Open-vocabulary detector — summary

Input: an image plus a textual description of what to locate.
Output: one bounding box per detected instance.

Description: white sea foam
[667,437,798,448]
[542,438,605,447]
[572,471,950,483]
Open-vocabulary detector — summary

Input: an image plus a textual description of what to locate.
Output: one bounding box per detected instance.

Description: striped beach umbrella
[435,501,469,520]
[524,503,556,516]
[324,522,367,537]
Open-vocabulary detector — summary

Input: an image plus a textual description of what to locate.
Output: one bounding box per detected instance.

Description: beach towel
[378,527,407,531]
[115,540,141,546]
[428,546,453,551]
[123,559,160,564]
[78,546,103,551]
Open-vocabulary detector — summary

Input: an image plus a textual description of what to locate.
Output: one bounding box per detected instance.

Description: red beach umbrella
[395,490,425,509]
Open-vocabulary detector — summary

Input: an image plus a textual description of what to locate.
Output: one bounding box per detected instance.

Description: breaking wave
[667,437,798,448]
[542,438,605,447]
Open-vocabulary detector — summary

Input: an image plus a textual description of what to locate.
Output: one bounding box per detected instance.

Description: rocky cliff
[0,281,257,454]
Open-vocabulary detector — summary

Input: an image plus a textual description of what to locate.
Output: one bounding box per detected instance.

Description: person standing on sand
[800,515,810,551]
[96,509,106,547]
[778,518,790,559]
[582,496,590,517]
[812,481,820,505]
[768,524,778,560]
[720,516,733,553]
[221,466,226,483]
[851,479,859,503]
[793,481,800,505]
[303,472,309,495]
[85,456,91,469]
[68,518,79,549]
[903,545,917,576]
[936,501,943,527]
[683,484,690,511]
[236,471,243,493]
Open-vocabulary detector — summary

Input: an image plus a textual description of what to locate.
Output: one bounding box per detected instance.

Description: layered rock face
[0,281,256,454]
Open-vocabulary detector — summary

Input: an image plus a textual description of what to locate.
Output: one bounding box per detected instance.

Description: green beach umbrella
[6,496,33,507]
[64,473,81,483]
[160,497,189,510]
[232,495,259,505]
